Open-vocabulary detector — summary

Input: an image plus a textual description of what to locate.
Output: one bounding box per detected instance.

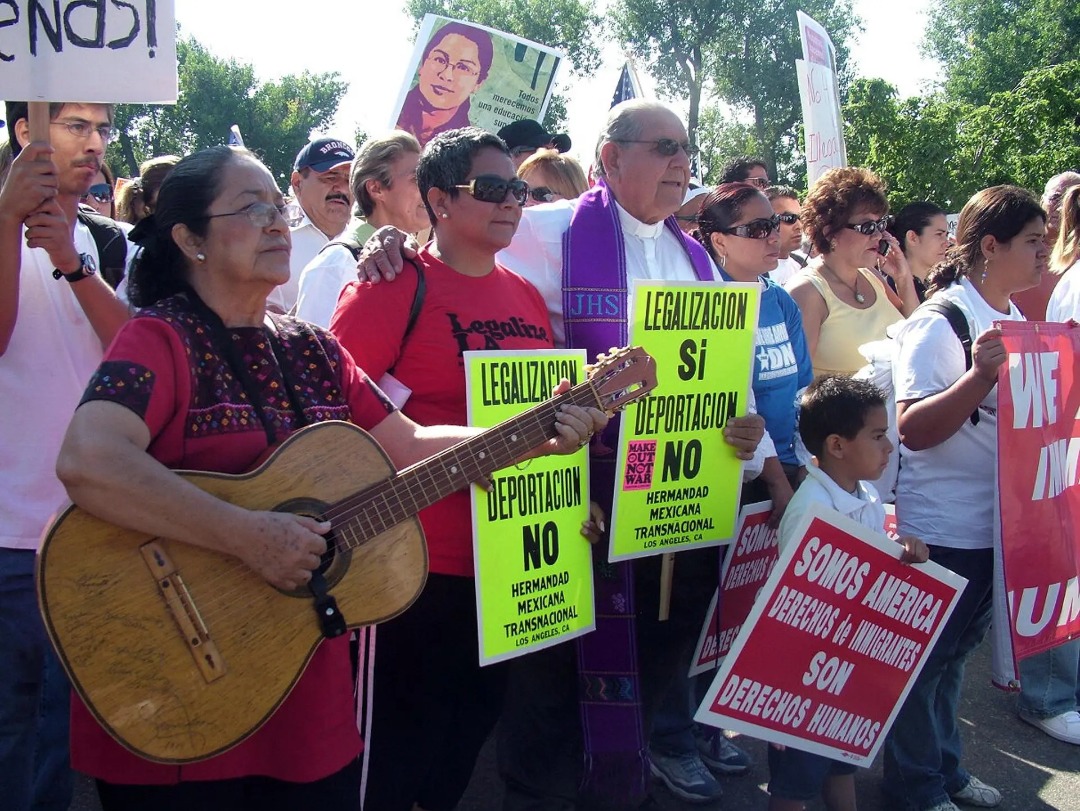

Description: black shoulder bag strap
[922,299,980,426]
[77,209,128,290]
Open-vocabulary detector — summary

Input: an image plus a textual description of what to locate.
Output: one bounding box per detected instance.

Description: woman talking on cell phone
[786,167,919,377]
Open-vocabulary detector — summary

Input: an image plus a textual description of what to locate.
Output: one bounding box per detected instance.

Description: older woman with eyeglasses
[55,144,603,811]
[328,127,605,811]
[786,166,918,377]
[517,148,588,206]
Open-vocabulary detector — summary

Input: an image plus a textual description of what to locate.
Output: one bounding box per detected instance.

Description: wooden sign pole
[28,102,51,143]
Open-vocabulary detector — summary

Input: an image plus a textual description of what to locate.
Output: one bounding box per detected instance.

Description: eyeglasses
[81,183,113,204]
[745,176,771,189]
[720,215,780,240]
[201,201,289,228]
[453,175,529,206]
[51,120,114,144]
[777,212,801,225]
[427,51,479,78]
[529,186,557,204]
[844,216,892,236]
[613,138,699,159]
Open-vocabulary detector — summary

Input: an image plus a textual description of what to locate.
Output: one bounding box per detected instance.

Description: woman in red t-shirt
[329,127,564,811]
[54,145,604,811]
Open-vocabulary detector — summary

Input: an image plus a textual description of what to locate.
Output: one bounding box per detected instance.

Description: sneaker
[948,775,1002,808]
[1020,709,1080,745]
[695,729,752,776]
[648,749,724,804]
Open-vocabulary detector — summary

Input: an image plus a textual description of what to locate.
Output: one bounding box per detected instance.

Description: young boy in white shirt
[770,376,928,811]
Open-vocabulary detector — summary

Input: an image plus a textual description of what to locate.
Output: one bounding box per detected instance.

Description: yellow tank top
[805,265,904,377]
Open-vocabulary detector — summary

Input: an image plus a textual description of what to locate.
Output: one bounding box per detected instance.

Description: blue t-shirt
[719,273,812,466]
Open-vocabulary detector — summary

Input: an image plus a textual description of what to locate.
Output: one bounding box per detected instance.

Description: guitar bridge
[140,541,227,683]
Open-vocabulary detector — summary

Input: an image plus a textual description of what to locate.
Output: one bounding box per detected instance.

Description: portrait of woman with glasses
[786,166,919,377]
[396,21,494,147]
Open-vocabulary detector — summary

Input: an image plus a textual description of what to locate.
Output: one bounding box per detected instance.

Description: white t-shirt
[1,224,107,549]
[778,464,885,554]
[893,278,1023,549]
[1046,260,1080,322]
[267,214,335,314]
[294,221,376,327]
[768,255,802,287]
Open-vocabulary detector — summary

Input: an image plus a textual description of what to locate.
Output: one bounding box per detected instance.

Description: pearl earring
[440,213,449,220]
[196,252,206,263]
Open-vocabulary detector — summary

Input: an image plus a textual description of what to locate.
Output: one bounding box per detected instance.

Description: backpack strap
[76,208,127,290]
[921,299,980,425]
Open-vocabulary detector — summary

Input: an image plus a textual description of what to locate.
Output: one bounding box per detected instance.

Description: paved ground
[72,643,1079,810]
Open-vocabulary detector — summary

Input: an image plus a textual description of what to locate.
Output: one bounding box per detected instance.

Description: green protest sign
[465,349,595,665]
[609,280,760,561]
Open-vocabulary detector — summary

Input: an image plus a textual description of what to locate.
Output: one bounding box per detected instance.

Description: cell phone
[877,239,890,257]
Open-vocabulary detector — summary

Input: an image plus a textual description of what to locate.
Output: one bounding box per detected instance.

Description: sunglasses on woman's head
[529,186,557,204]
[453,175,529,206]
[81,183,113,204]
[844,216,892,236]
[720,214,780,240]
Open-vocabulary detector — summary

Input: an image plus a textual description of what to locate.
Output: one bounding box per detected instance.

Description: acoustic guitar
[37,347,656,764]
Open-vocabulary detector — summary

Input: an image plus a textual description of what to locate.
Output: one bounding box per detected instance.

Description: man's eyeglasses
[613,138,699,159]
[844,216,892,236]
[453,175,529,206]
[427,52,480,78]
[51,120,114,144]
[529,186,557,204]
[201,201,289,228]
[81,183,113,204]
[745,176,771,189]
[777,212,801,225]
[720,215,780,240]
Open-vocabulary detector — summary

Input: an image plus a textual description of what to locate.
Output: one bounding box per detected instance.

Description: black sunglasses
[844,216,892,236]
[529,186,557,203]
[720,215,780,240]
[777,212,801,225]
[81,183,113,204]
[613,138,700,159]
[453,175,529,206]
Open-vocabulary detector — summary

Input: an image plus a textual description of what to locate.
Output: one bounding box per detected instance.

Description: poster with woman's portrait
[390,15,564,147]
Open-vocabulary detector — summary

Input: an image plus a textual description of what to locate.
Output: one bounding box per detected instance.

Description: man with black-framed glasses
[0,100,131,811]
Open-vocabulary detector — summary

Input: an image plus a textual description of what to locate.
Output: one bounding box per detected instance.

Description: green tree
[109,39,347,185]
[694,105,759,184]
[611,0,858,180]
[404,0,604,132]
[925,0,1080,106]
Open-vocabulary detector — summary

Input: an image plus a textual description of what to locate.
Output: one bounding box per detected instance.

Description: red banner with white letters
[695,505,965,766]
[997,321,1080,660]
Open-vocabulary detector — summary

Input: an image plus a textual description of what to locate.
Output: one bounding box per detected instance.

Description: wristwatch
[53,253,97,283]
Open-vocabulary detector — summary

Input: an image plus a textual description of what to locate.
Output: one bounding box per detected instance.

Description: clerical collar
[614,199,666,240]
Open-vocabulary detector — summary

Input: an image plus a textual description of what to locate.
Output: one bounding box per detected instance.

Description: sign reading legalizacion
[466,350,594,665]
[609,280,759,561]
[997,321,1080,661]
[1,0,178,103]
[690,501,781,677]
[695,504,966,767]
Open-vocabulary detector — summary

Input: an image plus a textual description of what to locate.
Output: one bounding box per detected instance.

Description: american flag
[611,62,641,108]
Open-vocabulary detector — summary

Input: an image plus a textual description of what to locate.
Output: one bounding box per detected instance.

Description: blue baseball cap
[294,138,355,173]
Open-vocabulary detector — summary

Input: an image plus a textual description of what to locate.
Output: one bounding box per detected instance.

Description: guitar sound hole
[273,497,352,594]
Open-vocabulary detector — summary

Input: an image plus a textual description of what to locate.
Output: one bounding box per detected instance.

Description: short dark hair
[4,101,115,158]
[127,146,253,308]
[422,22,494,83]
[416,127,509,225]
[889,201,946,252]
[720,156,767,184]
[695,182,766,263]
[798,375,886,457]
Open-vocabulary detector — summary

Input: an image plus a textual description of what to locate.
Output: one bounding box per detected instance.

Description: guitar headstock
[586,347,658,414]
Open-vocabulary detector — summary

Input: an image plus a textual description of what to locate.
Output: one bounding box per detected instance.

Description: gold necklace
[824,263,865,304]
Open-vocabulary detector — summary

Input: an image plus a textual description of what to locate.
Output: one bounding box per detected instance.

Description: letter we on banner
[465,350,595,665]
[695,504,966,767]
[609,280,760,562]
[1,0,177,103]
[690,501,781,677]
[997,321,1080,661]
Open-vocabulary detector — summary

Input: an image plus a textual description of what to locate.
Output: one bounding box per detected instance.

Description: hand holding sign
[0,142,58,222]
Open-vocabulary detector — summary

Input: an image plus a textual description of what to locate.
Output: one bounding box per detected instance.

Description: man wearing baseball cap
[268,137,355,313]
[497,119,571,167]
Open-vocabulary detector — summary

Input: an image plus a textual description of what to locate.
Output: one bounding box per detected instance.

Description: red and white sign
[690,502,780,676]
[997,321,1080,661]
[695,504,966,766]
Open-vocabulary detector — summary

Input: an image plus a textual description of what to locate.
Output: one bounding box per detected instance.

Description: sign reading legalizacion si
[695,504,966,767]
[1,0,178,103]
[466,350,594,665]
[609,280,759,561]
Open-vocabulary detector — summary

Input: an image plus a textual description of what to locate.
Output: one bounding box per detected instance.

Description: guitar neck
[327,382,603,549]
